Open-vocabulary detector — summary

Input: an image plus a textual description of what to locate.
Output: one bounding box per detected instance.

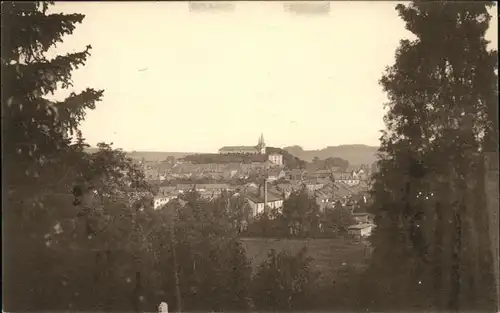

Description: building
[305,169,333,180]
[276,182,302,199]
[352,212,374,224]
[268,168,286,181]
[176,183,230,193]
[332,172,360,186]
[153,196,173,210]
[247,193,284,216]
[245,181,284,216]
[312,184,336,212]
[219,133,266,155]
[348,223,373,238]
[268,153,283,166]
[303,178,331,192]
[288,169,305,181]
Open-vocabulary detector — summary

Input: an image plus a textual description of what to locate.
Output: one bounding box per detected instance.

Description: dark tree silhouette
[366,2,498,312]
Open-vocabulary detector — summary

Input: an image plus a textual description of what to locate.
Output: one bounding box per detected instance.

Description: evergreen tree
[367,2,498,311]
[2,2,105,310]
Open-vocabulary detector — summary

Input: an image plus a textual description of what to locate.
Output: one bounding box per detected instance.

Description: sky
[49,1,498,153]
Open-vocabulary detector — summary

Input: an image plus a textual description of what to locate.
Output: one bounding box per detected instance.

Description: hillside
[283,144,379,166]
[84,144,377,166]
[181,147,306,169]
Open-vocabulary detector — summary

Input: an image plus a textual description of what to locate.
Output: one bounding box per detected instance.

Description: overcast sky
[49,1,498,153]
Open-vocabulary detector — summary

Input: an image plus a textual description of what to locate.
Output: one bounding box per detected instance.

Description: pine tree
[367,2,498,311]
[2,2,104,310]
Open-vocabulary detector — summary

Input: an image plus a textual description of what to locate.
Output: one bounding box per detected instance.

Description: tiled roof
[246,192,283,204]
[303,178,331,185]
[219,146,258,151]
[332,172,354,179]
[352,212,373,217]
[314,169,332,174]
[333,182,353,198]
[268,168,283,176]
[348,223,372,230]
[176,183,229,190]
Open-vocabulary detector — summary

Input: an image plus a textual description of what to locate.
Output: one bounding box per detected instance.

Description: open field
[241,237,370,284]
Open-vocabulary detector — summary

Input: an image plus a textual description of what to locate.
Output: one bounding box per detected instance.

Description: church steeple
[257,133,266,154]
[258,133,265,146]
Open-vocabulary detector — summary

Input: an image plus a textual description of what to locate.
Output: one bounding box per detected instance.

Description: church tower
[257,133,266,154]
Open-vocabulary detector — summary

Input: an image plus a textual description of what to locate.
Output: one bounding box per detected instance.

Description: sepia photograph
[1,1,499,312]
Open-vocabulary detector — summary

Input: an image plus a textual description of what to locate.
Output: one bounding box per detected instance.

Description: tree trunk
[170,215,182,312]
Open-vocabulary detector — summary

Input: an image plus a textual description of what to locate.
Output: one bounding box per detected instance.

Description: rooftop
[219,146,258,151]
[348,223,373,230]
[246,192,283,204]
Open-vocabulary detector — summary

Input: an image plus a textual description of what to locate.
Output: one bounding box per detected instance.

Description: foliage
[282,189,321,237]
[367,2,498,311]
[267,147,307,169]
[2,2,105,310]
[251,248,320,311]
[181,147,306,169]
[182,152,268,164]
[323,205,355,234]
[2,3,253,312]
[154,194,253,312]
[313,157,350,171]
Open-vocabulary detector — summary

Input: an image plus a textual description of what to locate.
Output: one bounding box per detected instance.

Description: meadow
[240,237,370,284]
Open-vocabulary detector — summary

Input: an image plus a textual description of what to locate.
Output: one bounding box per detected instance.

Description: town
[3,2,498,313]
[137,134,375,239]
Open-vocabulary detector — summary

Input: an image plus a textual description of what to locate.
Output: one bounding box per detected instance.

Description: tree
[367,2,498,311]
[2,2,105,310]
[324,206,355,234]
[251,248,319,311]
[282,188,321,236]
[323,157,349,171]
[165,194,253,312]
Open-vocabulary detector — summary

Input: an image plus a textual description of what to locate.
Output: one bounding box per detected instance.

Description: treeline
[182,147,306,169]
[311,156,350,171]
[238,189,359,239]
[182,152,267,164]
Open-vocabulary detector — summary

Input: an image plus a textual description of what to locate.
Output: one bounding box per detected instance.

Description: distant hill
[283,144,379,166]
[84,147,193,162]
[84,144,377,166]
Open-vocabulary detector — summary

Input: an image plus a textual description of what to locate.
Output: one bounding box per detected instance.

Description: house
[305,169,333,180]
[159,186,177,196]
[313,190,331,212]
[352,212,374,224]
[288,169,305,181]
[246,193,284,216]
[332,172,360,186]
[276,182,302,199]
[176,183,230,198]
[348,223,373,238]
[268,153,284,166]
[268,168,286,181]
[311,184,336,211]
[303,178,330,192]
[153,196,174,210]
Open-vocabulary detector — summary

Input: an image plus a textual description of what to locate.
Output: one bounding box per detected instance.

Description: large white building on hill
[219,133,266,155]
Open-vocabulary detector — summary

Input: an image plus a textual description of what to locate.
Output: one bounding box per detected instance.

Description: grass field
[240,237,370,284]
